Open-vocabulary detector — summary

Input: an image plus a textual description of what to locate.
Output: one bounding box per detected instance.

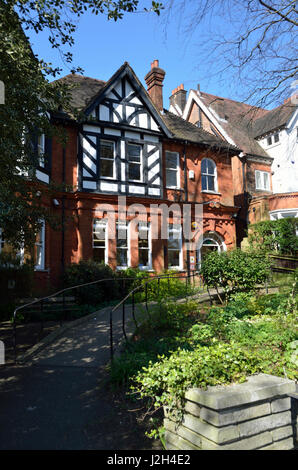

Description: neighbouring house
[169,85,298,245]
[0,60,241,293]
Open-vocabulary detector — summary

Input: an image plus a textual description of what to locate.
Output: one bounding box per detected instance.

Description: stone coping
[185,374,296,410]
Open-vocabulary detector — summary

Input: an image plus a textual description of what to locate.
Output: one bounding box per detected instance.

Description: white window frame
[255,170,270,191]
[127,143,143,183]
[168,223,183,270]
[100,139,116,180]
[93,219,108,264]
[165,151,180,189]
[201,158,217,192]
[138,222,152,271]
[116,221,130,270]
[35,220,45,271]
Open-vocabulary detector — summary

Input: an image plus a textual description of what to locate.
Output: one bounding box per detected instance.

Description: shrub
[200,249,271,296]
[248,218,298,255]
[63,260,117,305]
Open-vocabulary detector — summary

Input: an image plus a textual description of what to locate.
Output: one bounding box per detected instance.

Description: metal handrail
[109,271,199,360]
[12,270,194,362]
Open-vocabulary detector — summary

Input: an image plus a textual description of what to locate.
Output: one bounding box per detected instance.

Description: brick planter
[164,374,296,450]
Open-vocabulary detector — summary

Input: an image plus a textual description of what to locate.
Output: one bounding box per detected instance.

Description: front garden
[109,248,298,441]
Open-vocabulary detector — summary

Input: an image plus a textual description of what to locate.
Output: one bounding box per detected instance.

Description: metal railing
[109,271,200,360]
[12,271,201,362]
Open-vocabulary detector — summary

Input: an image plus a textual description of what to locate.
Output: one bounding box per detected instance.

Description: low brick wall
[164,374,296,450]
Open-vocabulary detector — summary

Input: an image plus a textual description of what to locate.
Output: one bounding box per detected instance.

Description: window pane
[139,249,149,267]
[101,158,114,177]
[100,141,114,159]
[202,174,207,190]
[128,144,141,162]
[117,249,127,267]
[207,159,215,175]
[166,169,177,187]
[263,172,269,189]
[207,175,215,191]
[255,171,261,189]
[128,162,141,180]
[168,250,180,267]
[274,133,279,143]
[168,239,179,249]
[166,152,178,169]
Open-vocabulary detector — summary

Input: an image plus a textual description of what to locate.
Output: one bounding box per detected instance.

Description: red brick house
[170,85,298,245]
[1,61,240,293]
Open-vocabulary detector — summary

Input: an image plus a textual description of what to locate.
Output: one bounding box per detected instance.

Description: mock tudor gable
[77,63,171,197]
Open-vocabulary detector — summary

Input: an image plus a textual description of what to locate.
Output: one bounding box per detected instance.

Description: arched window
[201,158,217,192]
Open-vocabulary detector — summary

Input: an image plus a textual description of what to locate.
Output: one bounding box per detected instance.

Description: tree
[0,0,162,250]
[164,0,297,107]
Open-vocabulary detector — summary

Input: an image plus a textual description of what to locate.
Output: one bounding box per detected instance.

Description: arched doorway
[196,231,226,269]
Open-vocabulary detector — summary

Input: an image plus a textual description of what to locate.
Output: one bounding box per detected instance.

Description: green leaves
[248,218,298,255]
[200,249,271,296]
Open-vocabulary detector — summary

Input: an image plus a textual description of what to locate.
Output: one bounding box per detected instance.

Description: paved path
[0,303,155,450]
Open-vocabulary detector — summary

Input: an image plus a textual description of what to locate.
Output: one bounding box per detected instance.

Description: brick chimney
[144,60,166,111]
[169,84,187,114]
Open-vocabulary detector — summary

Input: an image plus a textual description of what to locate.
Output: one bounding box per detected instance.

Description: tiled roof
[252,100,297,138]
[198,91,270,158]
[53,73,106,111]
[162,111,240,152]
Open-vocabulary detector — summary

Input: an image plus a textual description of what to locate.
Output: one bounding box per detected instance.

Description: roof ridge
[198,90,268,112]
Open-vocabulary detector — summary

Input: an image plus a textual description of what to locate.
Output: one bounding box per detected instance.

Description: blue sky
[25,1,271,109]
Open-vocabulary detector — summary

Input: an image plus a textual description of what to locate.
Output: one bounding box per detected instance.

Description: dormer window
[266,132,279,146]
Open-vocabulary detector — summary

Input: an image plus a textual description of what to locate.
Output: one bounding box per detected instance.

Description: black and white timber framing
[78,63,171,198]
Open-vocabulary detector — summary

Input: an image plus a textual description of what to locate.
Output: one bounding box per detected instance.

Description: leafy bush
[111,288,297,425]
[200,249,271,296]
[63,260,118,305]
[248,218,298,255]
